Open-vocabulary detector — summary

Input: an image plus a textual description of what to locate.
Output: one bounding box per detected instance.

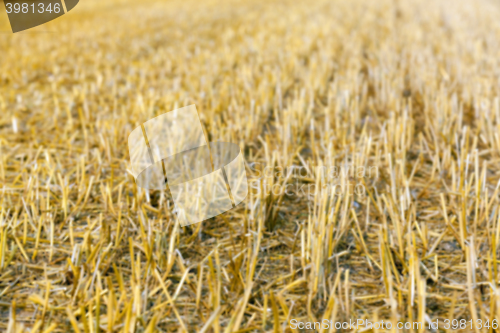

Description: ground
[1,0,500,331]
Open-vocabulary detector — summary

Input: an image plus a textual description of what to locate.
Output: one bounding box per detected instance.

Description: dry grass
[2,0,500,331]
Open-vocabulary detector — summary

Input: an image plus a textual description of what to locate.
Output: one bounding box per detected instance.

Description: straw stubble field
[1,0,500,331]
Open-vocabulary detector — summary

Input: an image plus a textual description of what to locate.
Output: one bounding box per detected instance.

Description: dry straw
[1,0,500,331]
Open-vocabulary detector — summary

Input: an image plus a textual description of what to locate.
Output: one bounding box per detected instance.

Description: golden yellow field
[2,0,500,331]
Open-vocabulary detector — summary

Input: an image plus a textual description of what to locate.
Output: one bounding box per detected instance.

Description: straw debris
[1,0,500,331]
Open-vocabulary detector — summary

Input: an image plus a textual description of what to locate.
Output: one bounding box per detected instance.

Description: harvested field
[2,0,500,331]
